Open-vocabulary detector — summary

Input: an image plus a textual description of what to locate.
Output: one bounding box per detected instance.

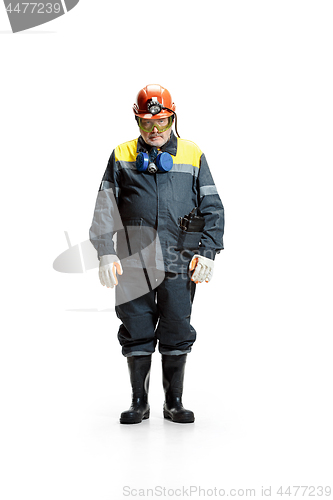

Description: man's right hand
[99,255,123,288]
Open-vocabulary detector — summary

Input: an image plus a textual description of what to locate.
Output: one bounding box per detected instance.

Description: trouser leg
[116,270,158,357]
[156,272,197,355]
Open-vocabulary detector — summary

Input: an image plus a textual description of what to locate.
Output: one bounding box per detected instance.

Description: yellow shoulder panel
[114,138,138,162]
[173,138,202,168]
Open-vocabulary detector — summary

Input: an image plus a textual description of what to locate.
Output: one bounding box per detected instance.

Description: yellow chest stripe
[114,137,202,168]
[174,139,202,168]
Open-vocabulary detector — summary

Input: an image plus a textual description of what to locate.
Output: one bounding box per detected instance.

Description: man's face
[139,117,172,147]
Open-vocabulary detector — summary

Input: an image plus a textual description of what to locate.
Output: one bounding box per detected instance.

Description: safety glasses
[138,116,173,133]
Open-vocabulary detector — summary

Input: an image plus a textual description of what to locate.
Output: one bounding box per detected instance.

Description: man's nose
[152,126,159,133]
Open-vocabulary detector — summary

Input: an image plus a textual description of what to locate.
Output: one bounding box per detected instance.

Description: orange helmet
[133,84,176,119]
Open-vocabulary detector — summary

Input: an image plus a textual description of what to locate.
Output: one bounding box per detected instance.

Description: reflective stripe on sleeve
[200,185,218,197]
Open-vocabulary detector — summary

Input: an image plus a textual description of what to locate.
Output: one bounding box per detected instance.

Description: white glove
[189,254,214,283]
[99,255,123,288]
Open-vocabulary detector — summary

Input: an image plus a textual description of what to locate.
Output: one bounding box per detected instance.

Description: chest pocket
[169,172,198,206]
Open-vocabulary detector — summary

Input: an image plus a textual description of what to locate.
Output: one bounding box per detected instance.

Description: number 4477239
[6,3,61,14]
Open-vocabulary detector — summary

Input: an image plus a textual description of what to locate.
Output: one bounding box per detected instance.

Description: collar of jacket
[137,131,178,156]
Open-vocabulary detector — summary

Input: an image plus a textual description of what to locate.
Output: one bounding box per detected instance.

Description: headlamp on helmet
[147,99,163,116]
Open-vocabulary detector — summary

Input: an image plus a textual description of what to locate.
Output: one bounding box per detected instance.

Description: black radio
[179,208,205,232]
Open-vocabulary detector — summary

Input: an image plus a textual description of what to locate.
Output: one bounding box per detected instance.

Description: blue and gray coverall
[89,132,224,356]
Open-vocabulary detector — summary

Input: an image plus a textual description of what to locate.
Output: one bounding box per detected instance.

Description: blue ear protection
[136,147,173,174]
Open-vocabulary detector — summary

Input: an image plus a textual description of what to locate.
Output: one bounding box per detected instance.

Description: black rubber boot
[120,355,151,424]
[162,354,195,423]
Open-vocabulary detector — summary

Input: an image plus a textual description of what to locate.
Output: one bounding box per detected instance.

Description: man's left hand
[189,255,214,283]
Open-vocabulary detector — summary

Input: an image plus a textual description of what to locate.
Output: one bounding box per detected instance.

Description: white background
[1,1,332,499]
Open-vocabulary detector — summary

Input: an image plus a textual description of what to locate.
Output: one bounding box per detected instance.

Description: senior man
[89,84,224,424]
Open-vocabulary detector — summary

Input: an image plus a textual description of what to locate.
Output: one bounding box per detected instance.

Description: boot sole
[163,409,195,423]
[120,410,150,424]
